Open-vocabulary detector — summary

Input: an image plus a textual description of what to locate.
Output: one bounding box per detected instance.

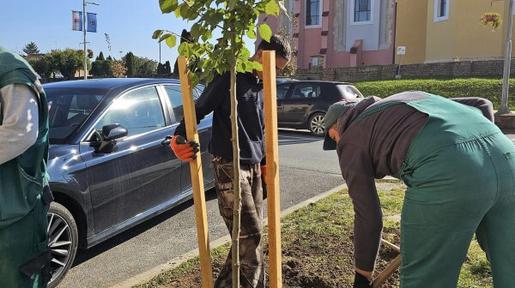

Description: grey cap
[323,100,360,150]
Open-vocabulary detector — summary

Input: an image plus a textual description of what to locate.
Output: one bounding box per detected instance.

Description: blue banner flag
[87,13,97,33]
[72,10,82,31]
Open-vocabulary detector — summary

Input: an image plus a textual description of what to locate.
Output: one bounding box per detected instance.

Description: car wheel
[308,112,326,136]
[47,202,79,288]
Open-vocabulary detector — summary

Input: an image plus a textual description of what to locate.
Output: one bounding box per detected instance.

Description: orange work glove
[169,135,199,162]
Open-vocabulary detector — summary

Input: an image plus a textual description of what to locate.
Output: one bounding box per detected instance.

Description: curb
[110,183,348,288]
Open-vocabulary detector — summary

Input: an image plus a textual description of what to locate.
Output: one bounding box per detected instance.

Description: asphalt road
[58,130,343,288]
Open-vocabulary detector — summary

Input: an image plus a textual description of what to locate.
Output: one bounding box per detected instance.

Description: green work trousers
[0,195,49,288]
[399,98,515,287]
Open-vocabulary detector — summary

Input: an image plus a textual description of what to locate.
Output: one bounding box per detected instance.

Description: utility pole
[83,0,87,80]
[159,41,162,64]
[81,0,99,80]
[499,0,514,114]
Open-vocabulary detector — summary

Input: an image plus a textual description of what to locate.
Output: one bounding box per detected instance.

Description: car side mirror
[102,124,128,141]
[90,124,128,153]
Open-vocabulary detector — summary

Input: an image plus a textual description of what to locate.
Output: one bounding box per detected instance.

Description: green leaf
[178,42,191,57]
[159,0,176,14]
[180,4,190,18]
[152,30,164,40]
[159,33,171,42]
[259,23,273,42]
[265,0,280,16]
[246,29,256,39]
[165,34,177,48]
[174,7,181,18]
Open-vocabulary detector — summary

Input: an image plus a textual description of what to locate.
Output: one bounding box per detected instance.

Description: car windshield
[46,88,105,144]
[337,85,363,100]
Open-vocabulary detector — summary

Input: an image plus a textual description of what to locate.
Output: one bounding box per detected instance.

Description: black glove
[353,271,372,288]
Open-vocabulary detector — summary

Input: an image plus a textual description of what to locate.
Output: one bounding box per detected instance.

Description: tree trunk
[230,64,242,288]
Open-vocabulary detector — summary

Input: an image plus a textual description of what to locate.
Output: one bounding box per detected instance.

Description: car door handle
[161,136,172,146]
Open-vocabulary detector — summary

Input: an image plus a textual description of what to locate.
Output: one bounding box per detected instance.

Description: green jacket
[0,46,49,229]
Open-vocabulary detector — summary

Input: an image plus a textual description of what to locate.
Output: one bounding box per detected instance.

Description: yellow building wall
[425,0,505,63]
[395,0,428,64]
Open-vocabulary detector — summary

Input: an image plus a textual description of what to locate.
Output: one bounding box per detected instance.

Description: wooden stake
[177,56,214,288]
[263,51,282,288]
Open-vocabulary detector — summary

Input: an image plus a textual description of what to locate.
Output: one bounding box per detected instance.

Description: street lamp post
[83,0,87,79]
[499,0,514,114]
[82,0,99,80]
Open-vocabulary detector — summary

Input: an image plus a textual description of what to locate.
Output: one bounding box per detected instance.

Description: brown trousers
[212,157,264,288]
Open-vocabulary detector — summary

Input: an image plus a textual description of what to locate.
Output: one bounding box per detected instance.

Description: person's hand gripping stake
[168,135,200,162]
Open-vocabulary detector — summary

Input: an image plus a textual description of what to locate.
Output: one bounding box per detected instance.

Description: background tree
[137,58,158,76]
[91,57,113,77]
[164,60,172,74]
[28,57,51,80]
[27,56,50,80]
[97,51,105,61]
[278,17,296,77]
[46,49,85,79]
[157,62,166,75]
[125,52,137,77]
[110,60,127,77]
[23,42,40,55]
[155,0,284,286]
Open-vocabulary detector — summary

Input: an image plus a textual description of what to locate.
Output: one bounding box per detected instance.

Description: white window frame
[350,0,374,25]
[434,0,450,22]
[305,0,322,28]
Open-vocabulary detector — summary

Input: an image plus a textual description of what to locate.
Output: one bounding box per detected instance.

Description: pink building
[261,0,396,70]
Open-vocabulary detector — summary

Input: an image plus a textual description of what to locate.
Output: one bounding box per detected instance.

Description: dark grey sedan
[43,78,215,287]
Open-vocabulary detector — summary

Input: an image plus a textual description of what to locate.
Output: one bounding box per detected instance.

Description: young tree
[155,1,285,286]
[23,42,40,55]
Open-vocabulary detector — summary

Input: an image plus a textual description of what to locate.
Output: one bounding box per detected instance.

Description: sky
[0,0,255,63]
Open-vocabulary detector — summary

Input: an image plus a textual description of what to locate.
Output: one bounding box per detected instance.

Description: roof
[278,79,352,85]
[43,78,181,91]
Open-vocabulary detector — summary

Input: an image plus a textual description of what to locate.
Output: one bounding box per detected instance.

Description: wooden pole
[177,56,214,288]
[263,51,282,288]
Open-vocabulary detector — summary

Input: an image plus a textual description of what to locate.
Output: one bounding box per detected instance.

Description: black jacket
[175,72,265,164]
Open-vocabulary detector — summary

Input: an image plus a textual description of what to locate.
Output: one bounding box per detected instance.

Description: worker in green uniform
[0,46,52,287]
[323,91,515,288]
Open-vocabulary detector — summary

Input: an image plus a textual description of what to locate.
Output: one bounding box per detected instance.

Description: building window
[309,55,324,69]
[305,0,321,27]
[434,0,449,22]
[354,0,372,22]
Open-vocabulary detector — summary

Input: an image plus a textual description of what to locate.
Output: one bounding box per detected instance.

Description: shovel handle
[371,239,401,288]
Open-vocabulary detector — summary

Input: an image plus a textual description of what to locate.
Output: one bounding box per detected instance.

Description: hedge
[354,78,515,109]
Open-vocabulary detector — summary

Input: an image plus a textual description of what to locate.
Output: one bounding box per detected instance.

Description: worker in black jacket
[170,35,291,288]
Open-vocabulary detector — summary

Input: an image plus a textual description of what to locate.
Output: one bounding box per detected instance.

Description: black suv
[277,80,363,136]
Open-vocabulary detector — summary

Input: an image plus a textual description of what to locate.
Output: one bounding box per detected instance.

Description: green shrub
[354,78,515,109]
